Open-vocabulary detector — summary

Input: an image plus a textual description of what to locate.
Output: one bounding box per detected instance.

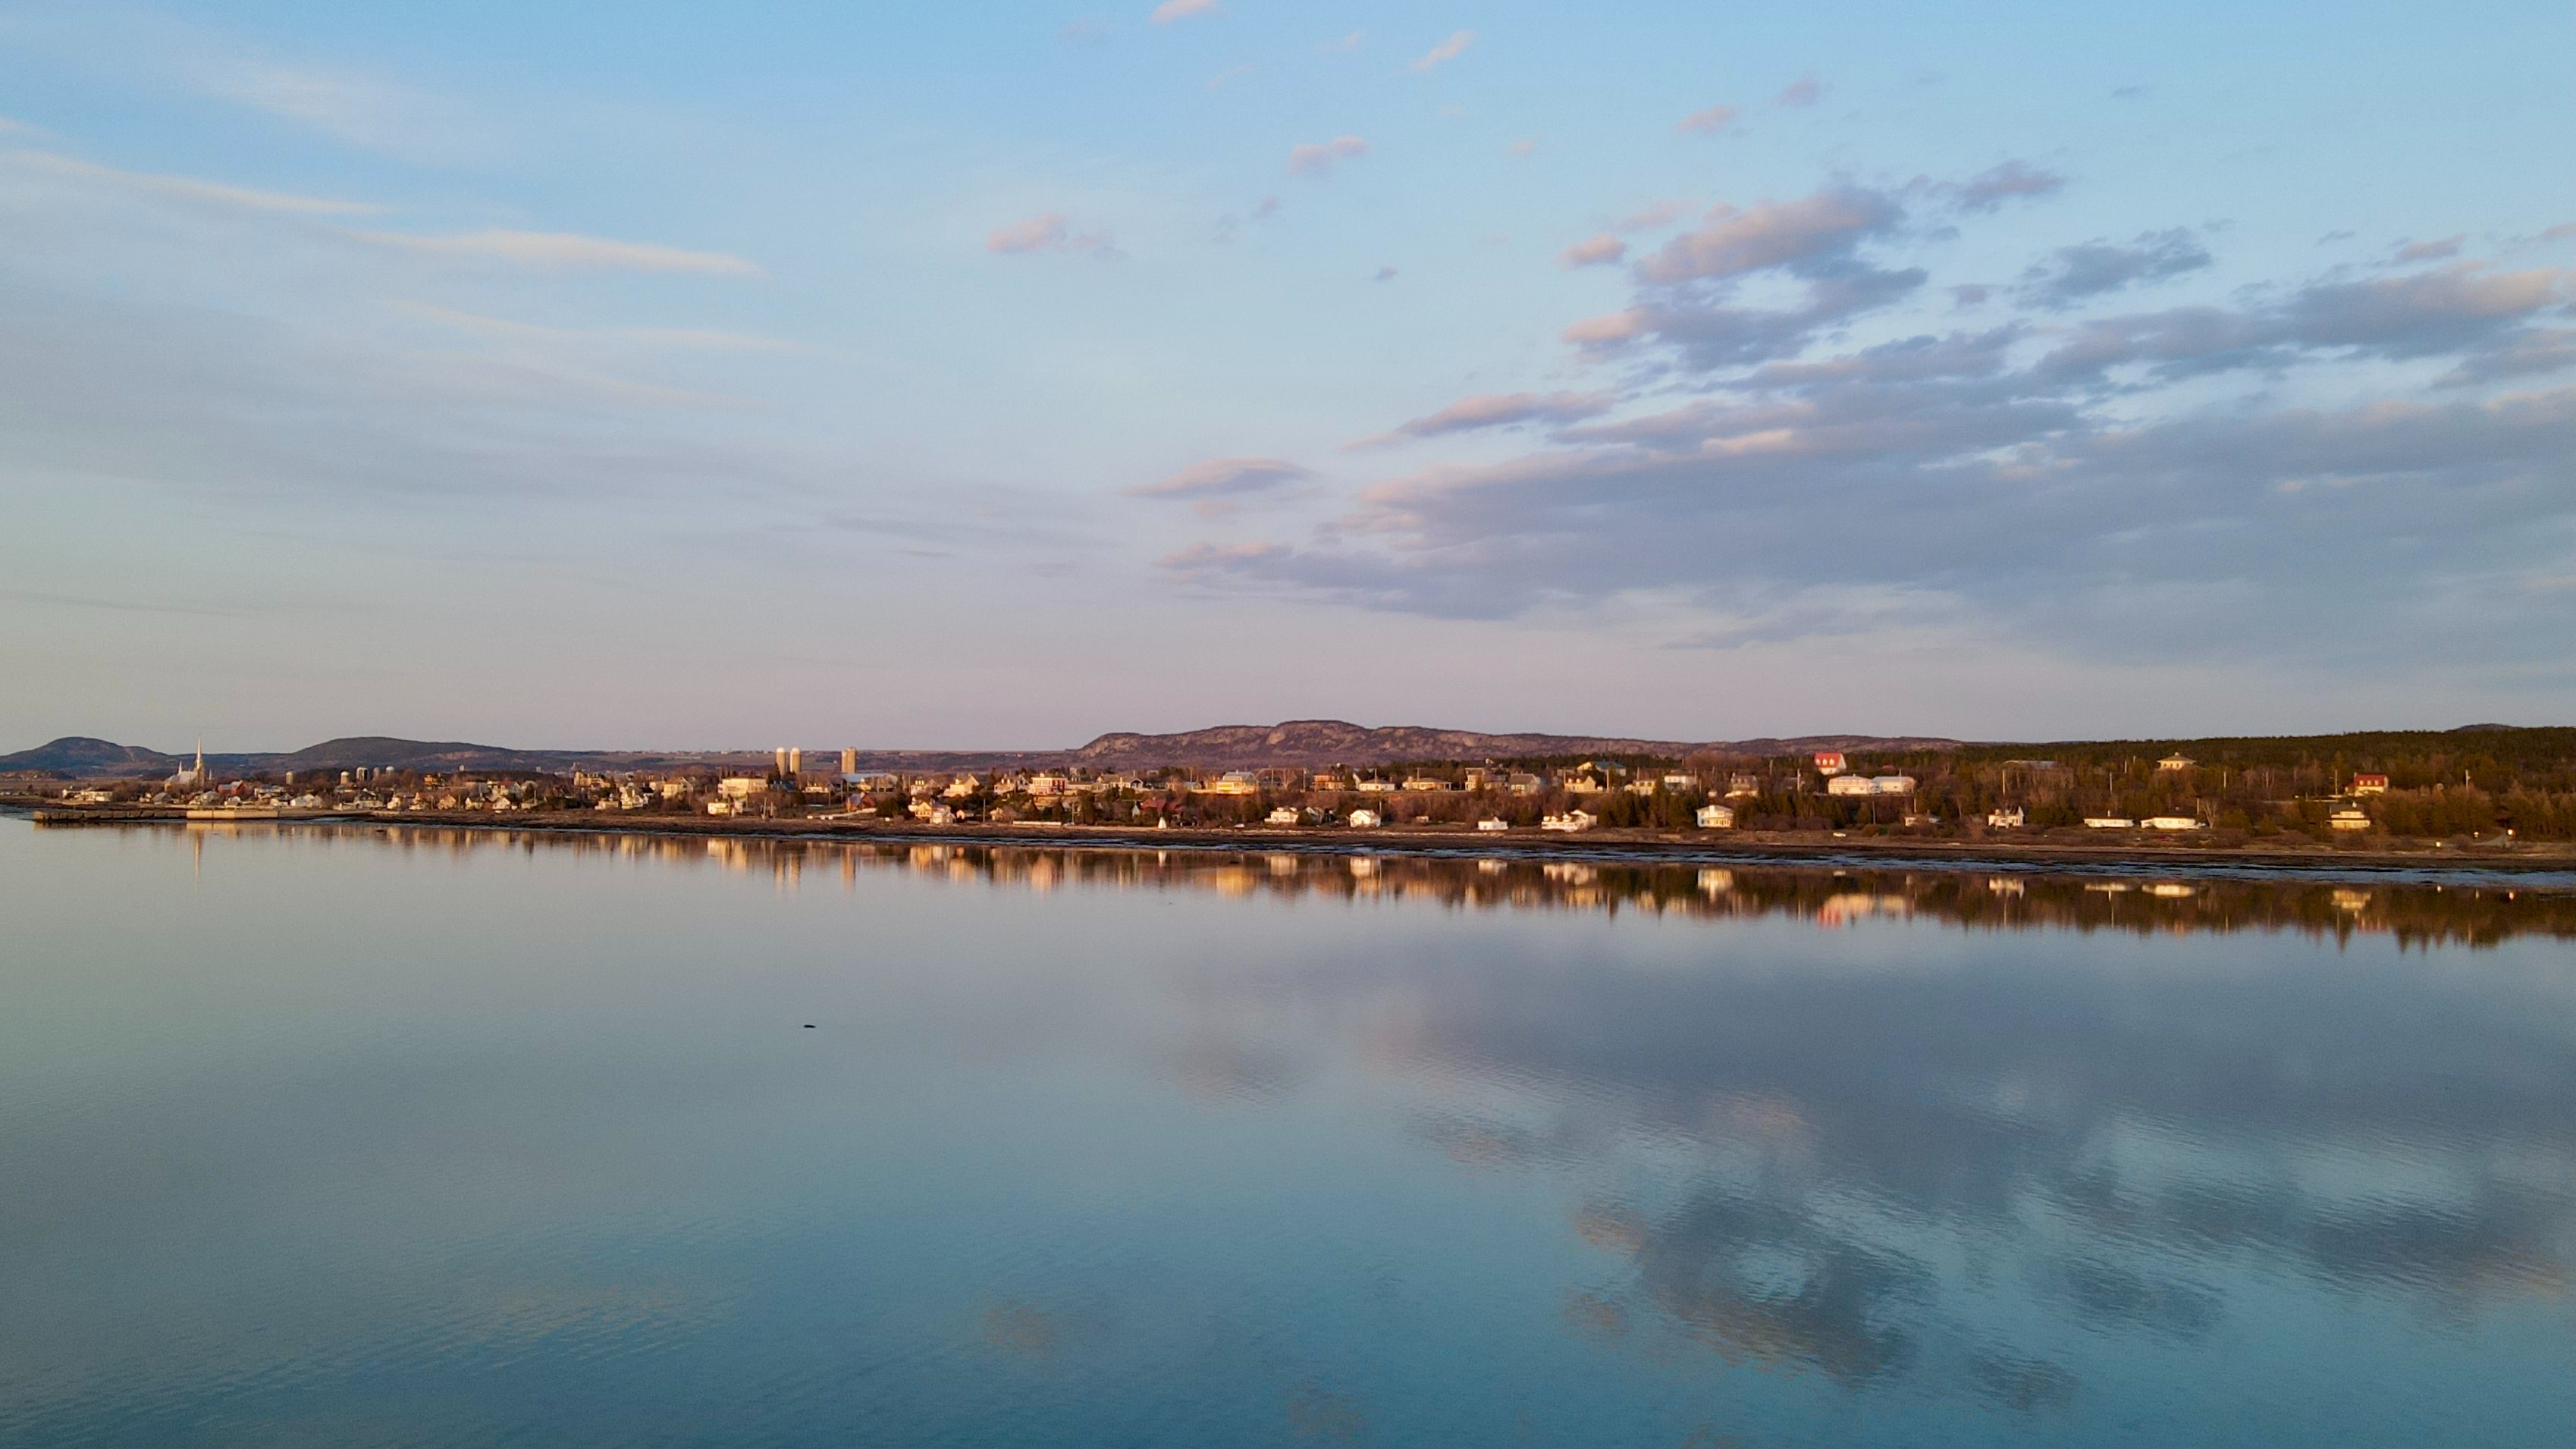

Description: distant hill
[11,722,2562,780]
[1069,720,1964,769]
[0,736,181,775]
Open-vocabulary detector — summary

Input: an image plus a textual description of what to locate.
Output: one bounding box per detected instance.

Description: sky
[0,1,2568,751]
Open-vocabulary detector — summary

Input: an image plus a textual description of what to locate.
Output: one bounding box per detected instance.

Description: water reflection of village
[217,823,2576,949]
[150,819,2573,1424]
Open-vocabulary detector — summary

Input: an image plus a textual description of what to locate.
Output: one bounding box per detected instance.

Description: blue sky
[1,1,2568,750]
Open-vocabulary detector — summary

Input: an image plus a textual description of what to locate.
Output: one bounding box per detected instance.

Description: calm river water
[2,820,2570,1447]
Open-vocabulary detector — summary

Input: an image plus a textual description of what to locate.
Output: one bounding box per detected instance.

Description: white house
[1347,808,1383,828]
[1695,804,1735,829]
[2145,815,2206,830]
[1476,817,1511,832]
[1266,807,1301,825]
[1540,810,1599,832]
[1986,807,2025,828]
[2084,817,2135,829]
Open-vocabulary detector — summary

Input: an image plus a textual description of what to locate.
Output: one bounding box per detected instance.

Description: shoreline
[12,801,2572,883]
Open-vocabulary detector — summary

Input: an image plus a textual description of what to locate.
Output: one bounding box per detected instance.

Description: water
[2,820,2569,1447]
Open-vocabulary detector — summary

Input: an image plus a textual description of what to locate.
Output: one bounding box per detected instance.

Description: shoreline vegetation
[14,802,2572,882]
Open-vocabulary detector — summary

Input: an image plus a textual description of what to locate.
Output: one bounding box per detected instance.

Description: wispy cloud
[1321,30,1364,52]
[2016,229,2210,309]
[346,227,763,274]
[391,302,802,354]
[1348,390,1615,447]
[168,49,495,165]
[5,146,384,215]
[1950,161,2066,212]
[1409,30,1475,73]
[2396,235,2465,262]
[1206,63,1255,89]
[1150,0,1219,23]
[1288,136,1370,177]
[1558,233,1627,268]
[1675,104,1740,136]
[1773,74,1823,108]
[1508,136,1540,160]
[1128,457,1310,515]
[985,212,1118,258]
[1634,186,1903,284]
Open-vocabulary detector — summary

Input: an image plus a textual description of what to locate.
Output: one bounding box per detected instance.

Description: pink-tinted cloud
[1409,30,1474,72]
[1558,234,1627,268]
[1634,187,1900,284]
[1774,74,1822,107]
[1288,136,1370,177]
[987,212,1115,257]
[1351,390,1616,448]
[1675,104,1740,136]
[1150,0,1217,23]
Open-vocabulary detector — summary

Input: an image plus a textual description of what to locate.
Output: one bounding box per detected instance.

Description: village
[27,736,2567,849]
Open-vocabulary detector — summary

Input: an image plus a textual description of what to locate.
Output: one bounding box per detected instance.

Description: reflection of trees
[209,826,2576,949]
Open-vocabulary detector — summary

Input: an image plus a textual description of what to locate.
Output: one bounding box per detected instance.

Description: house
[2145,815,2207,830]
[1868,775,1916,795]
[1695,804,1735,829]
[1562,776,1603,795]
[942,775,981,799]
[1624,779,1657,796]
[1726,773,1762,798]
[1461,768,1491,791]
[1399,776,1450,792]
[2084,817,2135,829]
[1307,772,1350,791]
[1025,773,1068,797]
[2351,773,2389,795]
[1206,771,1262,795]
[1828,774,1875,796]
[717,776,765,800]
[1356,779,1398,794]
[1987,807,2025,828]
[2157,754,2195,772]
[1813,751,1846,776]
[1540,810,1599,832]
[1662,773,1695,790]
[2328,807,2372,832]
[1347,808,1382,828]
[1476,817,1510,832]
[1506,773,1545,795]
[1266,807,1301,825]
